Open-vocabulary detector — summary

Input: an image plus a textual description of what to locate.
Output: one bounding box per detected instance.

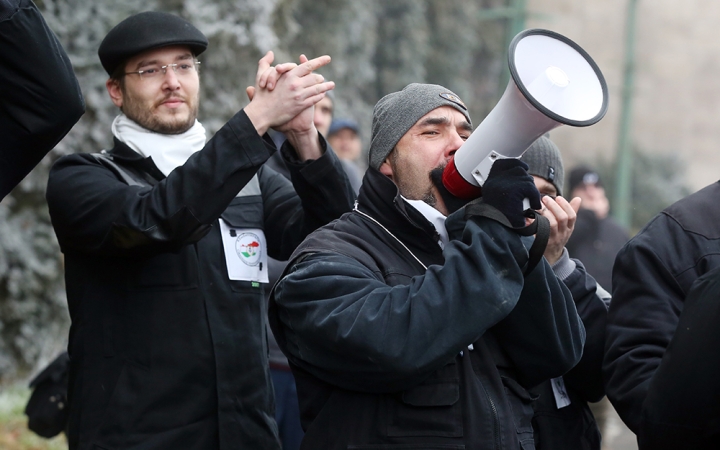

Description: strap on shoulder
[90,152,147,187]
[464,201,550,276]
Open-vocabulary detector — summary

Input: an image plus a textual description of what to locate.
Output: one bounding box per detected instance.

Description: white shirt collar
[402,197,449,249]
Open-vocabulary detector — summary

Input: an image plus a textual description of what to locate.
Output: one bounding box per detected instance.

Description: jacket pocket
[386,379,463,438]
[220,196,269,293]
[501,376,537,450]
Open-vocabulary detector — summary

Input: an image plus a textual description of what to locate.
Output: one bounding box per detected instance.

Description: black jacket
[604,181,720,434]
[637,265,720,449]
[46,111,354,450]
[269,168,585,450]
[530,258,608,450]
[0,0,84,199]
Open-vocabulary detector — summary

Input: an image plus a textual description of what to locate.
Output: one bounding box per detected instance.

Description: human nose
[446,130,465,158]
[161,66,181,90]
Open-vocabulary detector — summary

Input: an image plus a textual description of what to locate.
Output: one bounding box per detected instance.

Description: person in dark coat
[0,0,84,200]
[637,264,720,449]
[264,90,340,450]
[45,11,354,450]
[520,136,608,450]
[604,180,720,449]
[269,83,585,449]
[565,166,629,290]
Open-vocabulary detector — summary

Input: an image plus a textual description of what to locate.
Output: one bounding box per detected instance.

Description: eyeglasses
[125,61,201,79]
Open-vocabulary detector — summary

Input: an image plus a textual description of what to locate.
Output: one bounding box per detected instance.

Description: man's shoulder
[50,152,103,173]
[618,181,720,280]
[296,212,362,249]
[661,181,720,238]
[290,212,376,262]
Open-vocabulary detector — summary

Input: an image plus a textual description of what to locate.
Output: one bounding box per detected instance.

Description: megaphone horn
[443,28,609,199]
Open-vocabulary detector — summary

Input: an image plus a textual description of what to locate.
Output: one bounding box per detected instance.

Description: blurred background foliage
[595,148,691,235]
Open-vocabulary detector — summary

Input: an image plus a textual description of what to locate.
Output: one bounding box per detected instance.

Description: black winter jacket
[269,168,585,450]
[637,264,720,449]
[0,0,84,199]
[531,258,608,450]
[46,111,354,450]
[604,181,720,434]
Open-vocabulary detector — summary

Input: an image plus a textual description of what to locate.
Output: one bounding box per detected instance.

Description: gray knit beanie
[520,135,564,196]
[369,83,472,169]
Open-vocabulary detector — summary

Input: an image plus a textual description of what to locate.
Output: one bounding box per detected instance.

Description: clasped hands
[244,51,333,161]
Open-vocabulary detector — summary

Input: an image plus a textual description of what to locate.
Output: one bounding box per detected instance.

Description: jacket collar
[106,137,166,182]
[356,168,443,256]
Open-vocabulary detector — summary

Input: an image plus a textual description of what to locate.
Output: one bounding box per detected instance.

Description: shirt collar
[402,197,449,249]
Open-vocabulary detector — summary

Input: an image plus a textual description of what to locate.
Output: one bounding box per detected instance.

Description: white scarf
[111,114,207,177]
[403,197,449,249]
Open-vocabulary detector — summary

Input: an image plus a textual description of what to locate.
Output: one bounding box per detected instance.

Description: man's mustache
[155,94,187,107]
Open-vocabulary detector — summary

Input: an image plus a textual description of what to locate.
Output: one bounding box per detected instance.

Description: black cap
[98,11,208,76]
[568,165,603,194]
[519,135,564,197]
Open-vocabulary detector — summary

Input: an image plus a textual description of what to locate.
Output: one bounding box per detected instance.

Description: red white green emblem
[235,232,262,266]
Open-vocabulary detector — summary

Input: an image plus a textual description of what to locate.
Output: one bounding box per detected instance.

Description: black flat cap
[98,11,208,76]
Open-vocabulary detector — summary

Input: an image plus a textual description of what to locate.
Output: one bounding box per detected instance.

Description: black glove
[481,158,541,228]
[430,167,471,215]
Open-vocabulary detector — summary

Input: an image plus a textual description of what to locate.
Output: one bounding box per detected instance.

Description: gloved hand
[481,158,541,228]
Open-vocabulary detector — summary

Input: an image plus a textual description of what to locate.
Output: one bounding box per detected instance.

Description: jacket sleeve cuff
[280,133,342,184]
[551,247,576,281]
[228,109,276,166]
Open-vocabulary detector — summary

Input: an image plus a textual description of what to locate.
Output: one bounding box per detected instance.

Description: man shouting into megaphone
[269,83,586,450]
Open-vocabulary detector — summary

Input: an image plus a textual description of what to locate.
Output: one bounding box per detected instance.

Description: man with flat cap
[269,83,585,449]
[45,11,354,450]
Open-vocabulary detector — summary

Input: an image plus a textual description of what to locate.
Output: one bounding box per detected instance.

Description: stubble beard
[121,87,199,135]
[389,151,440,208]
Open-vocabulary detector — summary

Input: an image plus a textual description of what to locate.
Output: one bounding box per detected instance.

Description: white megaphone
[442,29,609,199]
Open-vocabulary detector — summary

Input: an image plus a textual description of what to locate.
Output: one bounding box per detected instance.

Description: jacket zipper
[480,380,501,450]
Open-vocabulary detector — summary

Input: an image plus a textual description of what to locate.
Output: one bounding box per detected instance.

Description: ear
[106,78,124,108]
[379,159,393,179]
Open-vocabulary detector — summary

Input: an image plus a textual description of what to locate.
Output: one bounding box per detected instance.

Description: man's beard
[419,187,438,207]
[391,152,471,215]
[389,152,439,207]
[121,89,198,135]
